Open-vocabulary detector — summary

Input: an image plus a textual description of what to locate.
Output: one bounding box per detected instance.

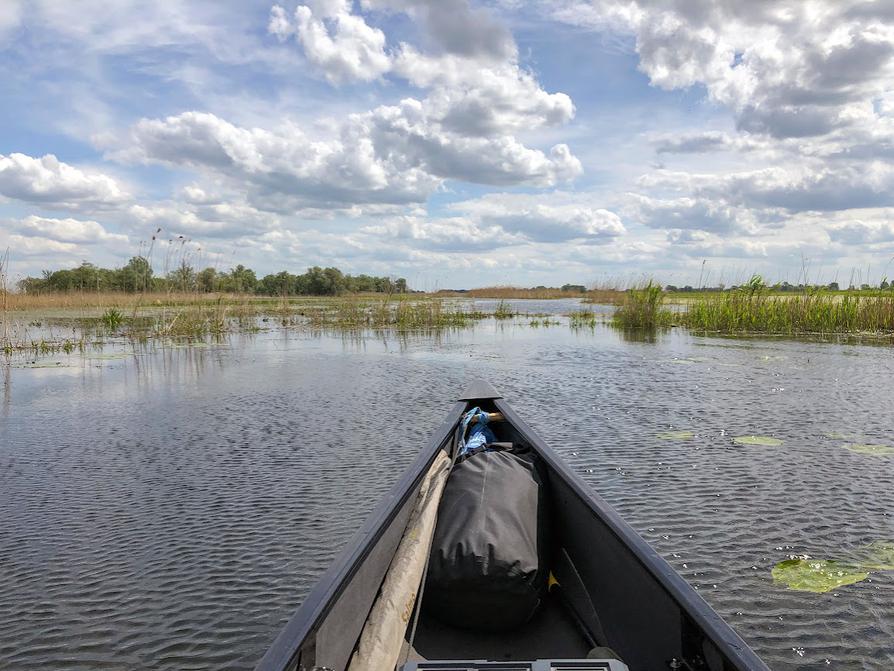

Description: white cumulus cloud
[269,2,391,84]
[15,215,129,244]
[0,153,128,209]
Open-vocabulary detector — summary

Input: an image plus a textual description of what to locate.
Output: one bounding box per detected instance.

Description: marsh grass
[613,282,675,329]
[101,308,125,330]
[1,291,251,311]
[302,296,489,331]
[682,276,894,335]
[492,300,516,320]
[528,317,560,327]
[569,310,599,329]
[151,299,259,338]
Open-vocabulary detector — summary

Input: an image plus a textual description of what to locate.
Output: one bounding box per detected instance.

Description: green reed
[682,276,894,335]
[493,300,516,320]
[100,307,125,330]
[612,281,675,329]
[569,310,599,329]
[303,297,489,331]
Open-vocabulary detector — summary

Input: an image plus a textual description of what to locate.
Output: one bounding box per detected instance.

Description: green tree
[223,265,258,293]
[117,256,153,292]
[167,260,196,292]
[196,267,218,292]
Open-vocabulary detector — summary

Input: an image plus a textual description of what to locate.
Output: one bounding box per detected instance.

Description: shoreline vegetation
[4,257,894,357]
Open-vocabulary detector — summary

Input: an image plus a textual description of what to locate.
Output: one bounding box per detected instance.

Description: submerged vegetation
[656,430,695,441]
[732,435,784,447]
[841,443,894,456]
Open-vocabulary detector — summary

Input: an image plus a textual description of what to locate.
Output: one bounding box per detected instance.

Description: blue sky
[2,0,894,289]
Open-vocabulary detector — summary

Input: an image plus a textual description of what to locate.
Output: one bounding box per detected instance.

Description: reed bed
[612,282,675,329]
[683,284,894,335]
[0,290,260,311]
[302,297,489,331]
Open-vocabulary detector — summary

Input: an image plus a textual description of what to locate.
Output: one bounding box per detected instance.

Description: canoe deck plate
[400,659,629,671]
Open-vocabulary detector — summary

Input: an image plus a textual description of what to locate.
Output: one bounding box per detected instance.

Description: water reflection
[615,326,662,344]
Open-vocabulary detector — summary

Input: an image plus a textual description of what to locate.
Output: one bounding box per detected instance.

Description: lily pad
[855,541,894,570]
[771,559,868,593]
[843,443,894,456]
[657,430,695,440]
[825,431,859,440]
[733,435,783,447]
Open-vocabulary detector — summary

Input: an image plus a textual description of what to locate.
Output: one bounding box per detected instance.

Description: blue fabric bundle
[458,406,496,456]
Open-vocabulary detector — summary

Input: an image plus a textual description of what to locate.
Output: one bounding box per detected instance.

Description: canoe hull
[254,385,769,671]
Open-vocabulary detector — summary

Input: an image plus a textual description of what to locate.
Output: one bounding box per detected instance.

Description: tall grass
[613,281,675,328]
[303,297,488,331]
[1,291,258,311]
[683,276,894,334]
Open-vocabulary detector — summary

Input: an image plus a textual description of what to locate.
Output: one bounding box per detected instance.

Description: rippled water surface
[2,312,893,670]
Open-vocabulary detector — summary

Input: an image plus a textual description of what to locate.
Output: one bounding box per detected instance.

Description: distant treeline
[16,258,409,296]
[444,284,588,294]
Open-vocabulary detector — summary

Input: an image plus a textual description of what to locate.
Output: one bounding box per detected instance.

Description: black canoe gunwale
[254,383,770,671]
[254,400,465,671]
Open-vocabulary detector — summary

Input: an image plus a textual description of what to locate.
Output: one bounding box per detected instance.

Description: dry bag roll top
[424,447,550,631]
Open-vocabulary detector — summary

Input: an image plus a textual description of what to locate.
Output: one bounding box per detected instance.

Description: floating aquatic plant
[771,559,868,593]
[657,430,695,440]
[854,542,894,570]
[824,431,859,440]
[842,443,894,456]
[733,435,783,447]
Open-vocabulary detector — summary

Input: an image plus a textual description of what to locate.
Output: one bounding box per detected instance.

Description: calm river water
[1,300,893,670]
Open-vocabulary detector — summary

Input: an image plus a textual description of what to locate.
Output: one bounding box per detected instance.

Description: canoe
[255,381,770,671]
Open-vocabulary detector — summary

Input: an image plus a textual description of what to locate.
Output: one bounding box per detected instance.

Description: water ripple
[2,325,893,670]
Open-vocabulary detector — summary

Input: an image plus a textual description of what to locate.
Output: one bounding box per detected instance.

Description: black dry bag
[424,448,549,631]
